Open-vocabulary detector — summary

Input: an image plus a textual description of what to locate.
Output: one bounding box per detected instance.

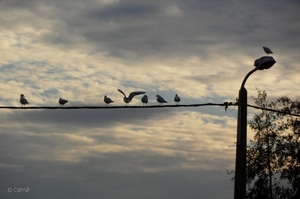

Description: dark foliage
[230,89,300,199]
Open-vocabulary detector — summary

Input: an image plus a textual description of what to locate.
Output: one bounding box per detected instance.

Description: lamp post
[234,56,276,199]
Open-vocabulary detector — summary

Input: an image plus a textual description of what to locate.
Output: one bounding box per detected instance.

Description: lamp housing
[254,56,276,70]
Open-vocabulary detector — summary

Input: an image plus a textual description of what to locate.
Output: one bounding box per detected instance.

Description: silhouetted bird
[174,94,181,105]
[224,102,233,112]
[224,102,229,112]
[156,95,167,105]
[104,95,113,107]
[59,98,68,107]
[263,46,273,54]
[141,95,148,106]
[117,89,146,106]
[20,94,30,107]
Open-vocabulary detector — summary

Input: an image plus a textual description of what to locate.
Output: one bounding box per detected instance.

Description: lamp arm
[240,68,258,89]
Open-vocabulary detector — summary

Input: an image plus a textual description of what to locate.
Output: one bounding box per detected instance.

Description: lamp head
[254,56,276,70]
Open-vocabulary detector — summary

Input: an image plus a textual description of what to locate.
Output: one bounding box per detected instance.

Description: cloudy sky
[0,0,299,198]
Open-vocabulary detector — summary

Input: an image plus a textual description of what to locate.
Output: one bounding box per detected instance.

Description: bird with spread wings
[117,89,146,105]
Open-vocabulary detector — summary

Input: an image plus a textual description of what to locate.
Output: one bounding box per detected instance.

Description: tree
[245,90,300,198]
[228,90,300,198]
[275,97,300,198]
[247,89,284,199]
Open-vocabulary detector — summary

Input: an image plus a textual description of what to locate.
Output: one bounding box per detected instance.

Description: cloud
[0,108,235,198]
[1,1,299,106]
[1,0,300,198]
[0,109,236,167]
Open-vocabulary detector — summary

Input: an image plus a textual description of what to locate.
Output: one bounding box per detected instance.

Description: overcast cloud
[0,0,299,198]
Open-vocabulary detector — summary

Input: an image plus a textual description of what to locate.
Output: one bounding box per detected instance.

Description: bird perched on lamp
[263,46,273,54]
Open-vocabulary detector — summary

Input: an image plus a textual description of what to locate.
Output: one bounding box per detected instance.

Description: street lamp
[234,56,276,199]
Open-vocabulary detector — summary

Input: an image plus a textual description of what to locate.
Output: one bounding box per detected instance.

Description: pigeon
[156,95,167,105]
[104,95,114,106]
[263,46,273,54]
[59,98,68,107]
[174,94,180,105]
[20,94,30,107]
[117,89,146,106]
[141,95,148,106]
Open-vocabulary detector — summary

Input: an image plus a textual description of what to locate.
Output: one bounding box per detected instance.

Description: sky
[0,0,299,198]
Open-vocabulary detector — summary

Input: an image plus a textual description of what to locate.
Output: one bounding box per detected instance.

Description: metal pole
[234,87,247,199]
[234,68,257,199]
[233,56,275,198]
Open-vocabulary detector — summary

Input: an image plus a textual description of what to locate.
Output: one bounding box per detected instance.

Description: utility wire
[0,103,299,117]
[247,104,300,117]
[0,103,226,109]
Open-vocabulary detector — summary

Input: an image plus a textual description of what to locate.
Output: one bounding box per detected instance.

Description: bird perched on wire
[224,102,233,112]
[104,95,114,107]
[224,102,229,112]
[117,89,146,106]
[141,95,148,106]
[174,94,181,105]
[59,98,69,107]
[156,95,167,105]
[20,94,30,107]
[263,46,273,54]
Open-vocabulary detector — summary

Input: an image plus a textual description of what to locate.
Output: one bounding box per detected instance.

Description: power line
[0,103,226,109]
[247,104,300,117]
[1,103,300,117]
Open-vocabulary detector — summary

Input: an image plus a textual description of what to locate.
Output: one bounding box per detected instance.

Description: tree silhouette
[228,89,300,198]
[247,89,284,199]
